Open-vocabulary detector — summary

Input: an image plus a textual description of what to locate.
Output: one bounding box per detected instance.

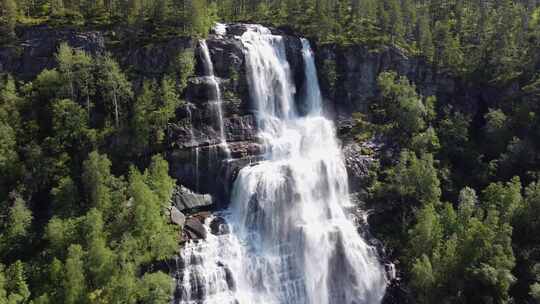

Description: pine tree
[96,54,133,128]
[0,0,18,41]
[5,261,30,304]
[153,0,171,22]
[82,151,113,214]
[50,0,65,16]
[132,80,156,153]
[387,0,404,43]
[139,272,173,304]
[63,245,86,304]
[5,195,32,243]
[51,176,80,217]
[186,0,211,37]
[417,12,434,59]
[82,209,113,287]
[146,154,175,205]
[55,43,94,115]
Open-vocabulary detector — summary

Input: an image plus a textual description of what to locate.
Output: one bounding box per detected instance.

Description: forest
[1,0,540,303]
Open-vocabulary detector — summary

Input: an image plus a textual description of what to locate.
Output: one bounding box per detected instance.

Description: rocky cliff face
[0,24,486,213]
[314,43,509,124]
[0,24,478,210]
[0,26,105,79]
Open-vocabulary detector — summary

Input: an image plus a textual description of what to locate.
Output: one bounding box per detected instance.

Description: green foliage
[0,36,185,303]
[437,109,471,160]
[0,0,17,41]
[407,184,517,303]
[95,54,133,128]
[320,58,337,96]
[82,151,113,214]
[56,43,94,108]
[128,162,177,263]
[1,2,540,303]
[484,108,511,156]
[375,71,437,152]
[139,272,172,304]
[169,49,195,93]
[531,282,540,301]
[367,68,540,302]
[63,244,86,304]
[50,176,80,218]
[410,254,436,303]
[0,77,22,199]
[385,150,441,206]
[0,261,30,304]
[481,177,522,222]
[132,81,157,153]
[50,98,95,152]
[4,195,32,243]
[147,154,175,205]
[132,78,182,154]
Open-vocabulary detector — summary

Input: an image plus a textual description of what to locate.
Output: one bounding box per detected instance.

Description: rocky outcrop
[172,185,214,212]
[342,141,377,193]
[169,206,186,227]
[0,26,105,80]
[315,44,443,116]
[315,43,507,121]
[166,25,307,205]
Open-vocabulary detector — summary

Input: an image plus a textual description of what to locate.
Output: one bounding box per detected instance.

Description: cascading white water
[199,40,230,157]
[175,25,387,304]
[300,38,322,116]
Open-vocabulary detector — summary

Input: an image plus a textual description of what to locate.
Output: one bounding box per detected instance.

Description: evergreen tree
[50,176,80,218]
[96,55,132,129]
[152,0,171,23]
[82,209,113,288]
[4,261,30,304]
[376,71,436,148]
[0,0,17,41]
[82,151,113,214]
[128,166,177,263]
[417,12,434,59]
[4,195,32,244]
[50,98,93,152]
[132,80,156,153]
[63,245,86,304]
[147,154,175,205]
[139,272,172,304]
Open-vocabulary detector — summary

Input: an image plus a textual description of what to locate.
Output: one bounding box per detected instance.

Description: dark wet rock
[204,37,245,81]
[185,76,224,103]
[382,279,414,304]
[223,23,253,36]
[342,141,378,194]
[184,217,207,240]
[210,216,230,235]
[118,36,192,80]
[283,35,305,105]
[167,113,262,204]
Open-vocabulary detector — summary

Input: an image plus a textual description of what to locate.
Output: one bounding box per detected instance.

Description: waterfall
[175,25,387,304]
[199,40,230,157]
[300,38,322,116]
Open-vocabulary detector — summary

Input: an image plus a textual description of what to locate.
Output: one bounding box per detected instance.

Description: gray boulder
[169,206,186,227]
[172,185,214,212]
